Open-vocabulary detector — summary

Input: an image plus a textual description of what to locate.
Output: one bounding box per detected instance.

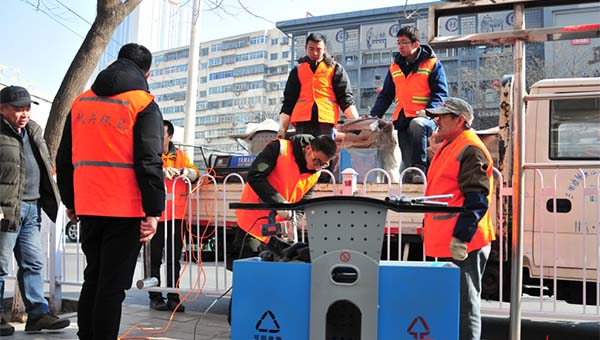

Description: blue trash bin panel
[231,259,459,340]
[378,261,460,340]
[231,258,310,340]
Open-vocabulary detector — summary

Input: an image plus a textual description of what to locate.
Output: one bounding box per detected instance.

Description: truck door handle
[546,198,572,213]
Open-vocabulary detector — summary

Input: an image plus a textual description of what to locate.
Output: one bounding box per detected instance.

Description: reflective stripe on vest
[71,89,154,217]
[423,129,495,258]
[390,58,437,120]
[235,139,320,243]
[161,148,190,221]
[291,62,340,126]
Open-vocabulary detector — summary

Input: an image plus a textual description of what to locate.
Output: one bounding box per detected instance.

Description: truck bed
[190,182,428,235]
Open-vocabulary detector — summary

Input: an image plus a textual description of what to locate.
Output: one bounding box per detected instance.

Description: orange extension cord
[119,168,226,340]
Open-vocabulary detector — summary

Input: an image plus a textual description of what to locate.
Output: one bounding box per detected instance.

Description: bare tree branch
[44,0,143,161]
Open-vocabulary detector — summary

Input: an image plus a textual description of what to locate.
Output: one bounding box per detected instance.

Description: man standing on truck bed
[234,134,337,257]
[424,97,495,340]
[370,26,448,184]
[277,33,359,139]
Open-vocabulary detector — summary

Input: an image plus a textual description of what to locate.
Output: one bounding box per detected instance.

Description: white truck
[517,77,599,305]
[191,76,599,307]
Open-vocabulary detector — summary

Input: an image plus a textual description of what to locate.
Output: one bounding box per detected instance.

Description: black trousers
[77,216,143,340]
[149,220,184,300]
[294,121,334,138]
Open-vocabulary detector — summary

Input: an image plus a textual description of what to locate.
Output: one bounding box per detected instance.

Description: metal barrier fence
[6,166,598,321]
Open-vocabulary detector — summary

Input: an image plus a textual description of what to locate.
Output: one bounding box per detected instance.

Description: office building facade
[97,0,192,74]
[149,29,291,166]
[276,2,599,130]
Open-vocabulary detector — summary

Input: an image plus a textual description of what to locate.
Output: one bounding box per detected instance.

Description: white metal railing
[7,166,598,321]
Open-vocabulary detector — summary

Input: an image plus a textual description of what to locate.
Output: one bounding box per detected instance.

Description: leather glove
[276,210,292,219]
[416,109,428,118]
[163,167,180,180]
[450,237,468,261]
[181,168,198,182]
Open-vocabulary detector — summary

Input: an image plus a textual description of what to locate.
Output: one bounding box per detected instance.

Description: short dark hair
[311,135,337,159]
[163,120,174,137]
[396,26,419,43]
[118,43,152,73]
[306,33,327,46]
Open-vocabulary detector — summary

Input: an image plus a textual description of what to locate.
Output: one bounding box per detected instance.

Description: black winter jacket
[0,118,60,231]
[56,58,165,217]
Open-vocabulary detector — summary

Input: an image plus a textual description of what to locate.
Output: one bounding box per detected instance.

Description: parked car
[65,221,79,242]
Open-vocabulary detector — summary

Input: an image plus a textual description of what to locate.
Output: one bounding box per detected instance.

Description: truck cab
[522,77,600,304]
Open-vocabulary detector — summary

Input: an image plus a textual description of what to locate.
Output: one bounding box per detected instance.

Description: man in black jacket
[0,85,70,336]
[56,43,165,340]
[278,33,359,138]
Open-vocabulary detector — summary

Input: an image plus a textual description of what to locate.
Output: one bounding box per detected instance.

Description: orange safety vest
[160,148,190,222]
[291,61,340,126]
[71,89,154,217]
[235,139,320,243]
[423,129,495,258]
[390,58,437,120]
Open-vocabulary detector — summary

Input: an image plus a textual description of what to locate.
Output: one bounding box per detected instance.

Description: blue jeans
[0,201,50,316]
[451,244,491,340]
[397,117,437,171]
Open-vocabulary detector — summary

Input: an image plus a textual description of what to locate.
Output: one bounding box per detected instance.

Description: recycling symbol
[255,310,280,333]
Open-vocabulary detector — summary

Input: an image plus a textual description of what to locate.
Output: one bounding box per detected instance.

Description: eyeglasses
[310,149,329,169]
[397,40,413,46]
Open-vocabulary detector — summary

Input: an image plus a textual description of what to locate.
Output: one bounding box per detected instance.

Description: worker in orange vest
[148,120,199,312]
[56,43,165,340]
[370,26,448,184]
[234,134,337,258]
[278,33,359,139]
[424,97,495,340]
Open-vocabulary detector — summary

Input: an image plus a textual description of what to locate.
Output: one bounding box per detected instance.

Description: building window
[282,51,289,59]
[271,38,278,45]
[271,53,278,60]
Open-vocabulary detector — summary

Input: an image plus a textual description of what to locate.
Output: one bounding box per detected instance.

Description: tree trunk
[44,0,143,162]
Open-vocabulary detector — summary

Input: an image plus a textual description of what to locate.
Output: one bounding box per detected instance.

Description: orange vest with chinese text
[71,89,154,217]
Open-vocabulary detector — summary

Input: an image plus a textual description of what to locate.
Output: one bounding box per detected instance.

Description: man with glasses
[370,26,448,184]
[0,86,70,336]
[234,134,337,257]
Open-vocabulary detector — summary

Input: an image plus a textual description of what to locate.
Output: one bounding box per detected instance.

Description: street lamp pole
[183,0,203,162]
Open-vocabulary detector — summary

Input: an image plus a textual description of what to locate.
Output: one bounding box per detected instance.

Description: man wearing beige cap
[422,97,495,340]
[0,86,70,335]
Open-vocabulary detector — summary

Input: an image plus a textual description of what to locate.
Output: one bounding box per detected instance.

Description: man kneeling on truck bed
[424,97,495,340]
[233,134,337,260]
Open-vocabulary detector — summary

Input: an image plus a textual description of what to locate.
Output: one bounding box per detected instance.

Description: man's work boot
[24,313,70,332]
[410,164,427,184]
[411,174,425,184]
[0,316,14,336]
[149,296,169,311]
[167,295,185,313]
